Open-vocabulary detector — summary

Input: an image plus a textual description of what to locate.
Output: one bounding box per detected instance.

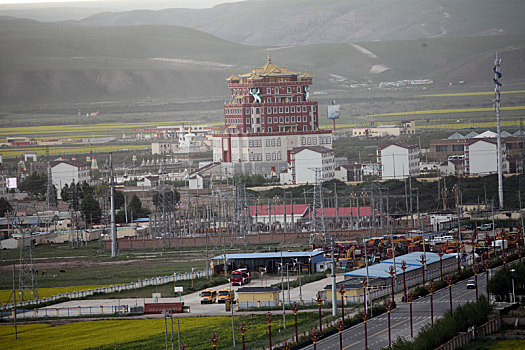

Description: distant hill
[77,0,525,45]
[0,17,524,105]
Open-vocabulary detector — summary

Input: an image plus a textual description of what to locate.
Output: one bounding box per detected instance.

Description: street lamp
[447,274,453,313]
[511,269,516,303]
[388,265,395,303]
[294,258,303,303]
[339,284,346,323]
[428,282,434,326]
[211,332,218,350]
[408,291,414,338]
[240,322,247,350]
[337,319,344,350]
[484,259,490,298]
[267,312,272,350]
[400,260,407,301]
[420,254,427,286]
[473,265,479,300]
[293,302,299,344]
[316,293,323,333]
[438,250,444,281]
[310,328,318,350]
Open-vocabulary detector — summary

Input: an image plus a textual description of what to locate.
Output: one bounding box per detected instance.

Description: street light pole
[447,275,453,313]
[429,283,434,326]
[401,260,407,301]
[408,292,414,338]
[511,269,516,303]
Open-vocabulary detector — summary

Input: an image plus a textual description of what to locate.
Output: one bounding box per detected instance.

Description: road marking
[343,319,407,349]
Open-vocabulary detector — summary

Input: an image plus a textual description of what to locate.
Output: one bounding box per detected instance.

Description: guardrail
[1,269,211,311]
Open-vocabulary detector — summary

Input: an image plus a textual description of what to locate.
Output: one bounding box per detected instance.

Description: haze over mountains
[1,0,524,106]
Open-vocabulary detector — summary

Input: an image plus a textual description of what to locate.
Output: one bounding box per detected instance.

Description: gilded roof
[227,54,312,81]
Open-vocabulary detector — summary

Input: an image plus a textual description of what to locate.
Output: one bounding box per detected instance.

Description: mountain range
[0,0,524,106]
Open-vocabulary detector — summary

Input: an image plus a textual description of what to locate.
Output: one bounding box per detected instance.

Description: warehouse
[212,250,325,274]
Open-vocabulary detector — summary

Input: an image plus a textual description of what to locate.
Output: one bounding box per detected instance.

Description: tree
[152,188,180,211]
[128,194,150,219]
[61,183,71,202]
[80,194,101,223]
[18,172,47,199]
[0,197,12,216]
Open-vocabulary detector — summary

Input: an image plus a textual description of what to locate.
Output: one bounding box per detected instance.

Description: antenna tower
[494,53,504,209]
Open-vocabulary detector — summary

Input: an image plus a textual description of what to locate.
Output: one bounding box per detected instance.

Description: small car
[466,280,476,289]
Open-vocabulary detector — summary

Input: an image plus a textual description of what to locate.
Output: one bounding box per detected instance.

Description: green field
[0,313,321,349]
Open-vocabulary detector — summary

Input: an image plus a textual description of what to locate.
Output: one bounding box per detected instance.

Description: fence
[0,269,211,312]
[0,304,142,320]
[435,317,502,350]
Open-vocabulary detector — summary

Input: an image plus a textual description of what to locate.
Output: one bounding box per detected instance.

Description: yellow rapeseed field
[419,89,525,97]
[0,285,108,305]
[369,105,525,117]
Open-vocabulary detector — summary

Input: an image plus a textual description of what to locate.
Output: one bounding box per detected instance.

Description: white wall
[379,145,409,179]
[51,163,90,199]
[467,141,497,175]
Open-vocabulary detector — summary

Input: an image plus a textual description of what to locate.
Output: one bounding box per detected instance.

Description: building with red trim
[213,55,332,176]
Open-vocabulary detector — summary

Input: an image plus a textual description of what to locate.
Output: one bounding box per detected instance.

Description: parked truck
[230,268,251,286]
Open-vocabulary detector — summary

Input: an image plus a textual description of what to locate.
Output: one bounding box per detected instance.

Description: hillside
[77,0,525,45]
[0,18,524,106]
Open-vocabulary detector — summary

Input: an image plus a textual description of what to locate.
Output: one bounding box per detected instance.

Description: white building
[377,143,420,180]
[335,164,363,182]
[465,139,508,175]
[291,146,335,184]
[213,131,332,177]
[351,121,415,137]
[51,160,91,199]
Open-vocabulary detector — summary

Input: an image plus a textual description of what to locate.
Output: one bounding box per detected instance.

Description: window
[303,125,308,131]
[313,137,317,145]
[272,153,276,160]
[436,145,448,152]
[255,107,260,114]
[268,127,272,132]
[280,117,284,123]
[313,106,316,112]
[273,107,278,114]
[303,116,308,122]
[267,97,272,103]
[267,88,271,94]
[506,144,513,150]
[268,117,272,124]
[271,138,275,147]
[274,87,279,94]
[266,139,270,147]
[291,116,295,122]
[267,107,272,114]
[279,107,283,113]
[277,152,281,160]
[307,137,312,145]
[246,118,250,124]
[302,106,307,112]
[297,96,302,102]
[452,145,464,151]
[285,107,289,113]
[274,117,278,123]
[266,153,271,161]
[302,137,306,145]
[291,106,295,113]
[297,86,301,93]
[246,108,250,114]
[276,138,281,146]
[285,116,289,123]
[287,87,292,93]
[249,140,253,147]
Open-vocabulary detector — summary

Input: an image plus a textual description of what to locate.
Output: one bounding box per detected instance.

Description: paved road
[12,273,344,318]
[301,272,489,350]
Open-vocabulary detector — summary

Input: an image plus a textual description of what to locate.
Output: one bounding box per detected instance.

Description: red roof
[245,204,309,216]
[305,207,372,218]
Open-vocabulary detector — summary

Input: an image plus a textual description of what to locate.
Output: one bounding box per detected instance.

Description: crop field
[0,313,320,349]
[0,285,108,304]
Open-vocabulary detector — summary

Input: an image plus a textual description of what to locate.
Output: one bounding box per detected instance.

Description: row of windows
[232,86,307,97]
[266,105,315,114]
[248,139,263,147]
[226,115,313,125]
[249,153,263,161]
[266,152,282,161]
[265,138,281,147]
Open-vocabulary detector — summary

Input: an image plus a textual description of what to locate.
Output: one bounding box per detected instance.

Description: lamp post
[484,258,490,298]
[211,332,218,350]
[456,242,461,275]
[386,299,392,347]
[293,302,298,344]
[401,260,407,301]
[337,319,344,350]
[428,282,434,326]
[420,254,426,286]
[339,284,346,323]
[362,313,369,350]
[447,274,453,313]
[473,265,479,300]
[267,312,272,350]
[240,322,247,350]
[438,250,444,281]
[408,291,414,338]
[388,265,395,303]
[311,328,318,350]
[316,293,323,333]
[511,269,516,303]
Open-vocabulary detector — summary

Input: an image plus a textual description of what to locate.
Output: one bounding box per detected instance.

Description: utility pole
[331,236,337,317]
[110,153,117,258]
